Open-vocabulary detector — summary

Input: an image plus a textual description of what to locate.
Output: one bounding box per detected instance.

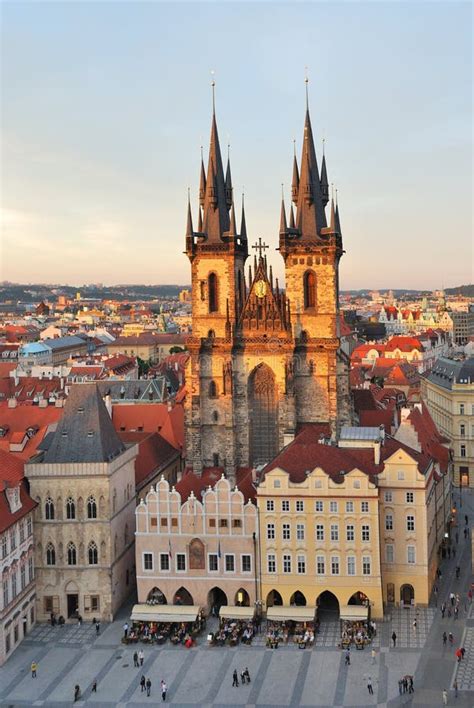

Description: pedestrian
[244,667,251,683]
[371,648,376,664]
[146,677,151,697]
[443,631,447,646]
[450,592,455,606]
[123,622,129,639]
[441,602,446,618]
[434,586,438,606]
[367,677,373,695]
[78,614,82,626]
[460,646,465,659]
[74,685,81,702]
[456,648,462,662]
[161,680,167,701]
[345,648,350,665]
[133,651,139,667]
[465,514,468,526]
[442,688,448,705]
[456,593,460,605]
[92,680,97,693]
[95,621,100,636]
[413,619,417,633]
[232,669,239,687]
[449,632,454,645]
[398,679,403,695]
[409,676,414,693]
[140,675,146,692]
[31,661,37,678]
[454,680,458,698]
[139,649,144,666]
[241,669,246,684]
[403,676,408,693]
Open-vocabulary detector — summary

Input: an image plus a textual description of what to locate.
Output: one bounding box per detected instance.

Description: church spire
[291,143,299,205]
[320,140,329,207]
[335,189,342,235]
[199,148,206,208]
[279,193,287,234]
[228,199,237,237]
[289,204,295,229]
[186,189,193,237]
[294,106,327,238]
[240,193,247,241]
[225,145,233,210]
[202,85,230,242]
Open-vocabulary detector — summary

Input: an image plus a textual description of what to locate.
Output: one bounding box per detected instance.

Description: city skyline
[1,2,472,288]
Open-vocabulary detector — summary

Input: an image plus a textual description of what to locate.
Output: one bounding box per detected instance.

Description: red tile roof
[0,479,37,533]
[119,431,180,487]
[175,466,255,503]
[0,448,25,482]
[112,402,184,450]
[0,405,62,460]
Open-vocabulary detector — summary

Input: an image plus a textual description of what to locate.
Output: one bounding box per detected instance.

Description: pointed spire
[289,204,295,229]
[279,193,288,234]
[228,200,237,237]
[186,189,193,237]
[294,105,327,238]
[320,140,329,207]
[329,193,336,233]
[335,188,342,235]
[202,82,230,242]
[240,192,247,241]
[199,148,206,207]
[225,144,233,210]
[198,206,203,232]
[291,146,299,205]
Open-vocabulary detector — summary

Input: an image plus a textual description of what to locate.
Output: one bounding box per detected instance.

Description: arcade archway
[208,587,228,613]
[266,589,283,607]
[235,588,250,607]
[290,590,307,606]
[316,590,340,618]
[147,587,167,605]
[173,587,193,605]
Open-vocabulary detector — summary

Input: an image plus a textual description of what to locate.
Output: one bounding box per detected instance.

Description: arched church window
[208,273,218,313]
[213,453,219,467]
[209,380,218,398]
[87,496,97,519]
[303,270,316,309]
[88,541,98,565]
[66,497,75,520]
[45,497,55,520]
[67,542,77,566]
[212,411,218,423]
[46,542,56,566]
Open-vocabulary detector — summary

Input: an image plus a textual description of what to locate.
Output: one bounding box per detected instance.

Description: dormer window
[87,431,94,437]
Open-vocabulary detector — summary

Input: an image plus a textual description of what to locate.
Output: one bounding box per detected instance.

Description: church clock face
[255,280,267,298]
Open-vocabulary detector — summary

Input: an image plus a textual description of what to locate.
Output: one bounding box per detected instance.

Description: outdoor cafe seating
[128,604,205,646]
[265,606,316,649]
[208,605,256,646]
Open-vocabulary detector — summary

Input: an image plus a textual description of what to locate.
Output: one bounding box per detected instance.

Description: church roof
[43,383,125,464]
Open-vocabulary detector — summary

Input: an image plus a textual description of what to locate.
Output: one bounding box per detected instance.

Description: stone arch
[147,587,167,605]
[65,579,79,593]
[316,590,340,618]
[400,584,415,605]
[173,587,193,605]
[290,590,307,606]
[348,590,369,606]
[208,587,228,612]
[266,589,283,607]
[248,363,278,466]
[235,588,250,607]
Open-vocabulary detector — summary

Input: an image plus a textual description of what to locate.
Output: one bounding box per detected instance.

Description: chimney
[7,397,17,408]
[60,377,65,390]
[104,393,112,417]
[374,440,381,465]
[283,429,295,447]
[14,372,19,386]
[400,407,410,422]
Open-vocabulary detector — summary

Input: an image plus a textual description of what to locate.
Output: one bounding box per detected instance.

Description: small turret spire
[228,200,237,237]
[240,192,247,241]
[225,144,233,210]
[279,192,287,234]
[186,188,193,237]
[320,139,329,207]
[291,149,299,205]
[199,148,206,207]
[289,204,295,229]
[335,188,342,235]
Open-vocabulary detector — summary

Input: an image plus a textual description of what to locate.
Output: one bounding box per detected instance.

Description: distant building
[452,305,474,346]
[18,336,89,370]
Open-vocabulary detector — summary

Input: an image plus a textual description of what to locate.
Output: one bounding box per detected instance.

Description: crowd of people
[209,618,257,646]
[340,619,376,649]
[265,620,317,648]
[123,615,205,646]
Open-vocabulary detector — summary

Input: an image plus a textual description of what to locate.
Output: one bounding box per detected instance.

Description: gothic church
[185,93,352,479]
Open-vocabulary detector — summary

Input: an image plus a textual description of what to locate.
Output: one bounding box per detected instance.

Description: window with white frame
[283,554,291,573]
[282,523,290,540]
[329,501,338,513]
[160,553,170,571]
[330,524,339,541]
[406,491,414,503]
[316,556,325,574]
[176,553,186,571]
[331,556,340,575]
[143,552,153,571]
[267,554,276,573]
[208,554,218,571]
[296,500,304,512]
[384,490,393,503]
[347,556,356,575]
[361,501,369,512]
[460,444,466,458]
[362,524,370,541]
[27,516,32,537]
[407,546,416,564]
[346,524,355,541]
[362,556,371,575]
[3,579,8,607]
[266,523,275,540]
[225,554,235,572]
[2,535,7,559]
[385,514,393,531]
[241,555,251,572]
[296,523,305,541]
[459,403,465,415]
[406,515,415,531]
[281,500,290,512]
[346,501,354,513]
[28,557,33,582]
[385,544,394,563]
[398,470,405,480]
[316,524,324,541]
[266,499,274,512]
[315,500,323,512]
[353,480,361,489]
[297,555,306,574]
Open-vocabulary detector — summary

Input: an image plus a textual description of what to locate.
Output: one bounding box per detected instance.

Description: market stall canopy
[266,606,316,622]
[340,605,369,621]
[219,605,255,620]
[131,604,201,623]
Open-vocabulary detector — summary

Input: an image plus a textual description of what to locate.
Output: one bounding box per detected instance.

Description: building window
[87,496,97,519]
[460,444,466,458]
[225,554,235,572]
[296,500,304,512]
[346,501,354,513]
[161,518,168,527]
[159,553,170,571]
[303,270,316,309]
[143,552,153,571]
[297,555,306,574]
[1,535,6,559]
[331,556,340,575]
[315,500,323,512]
[232,519,242,529]
[347,556,356,575]
[10,530,16,551]
[407,546,416,564]
[208,272,218,313]
[28,557,34,581]
[385,514,393,531]
[354,480,361,489]
[362,557,371,575]
[398,470,405,480]
[88,541,98,565]
[27,516,32,537]
[346,524,355,542]
[208,554,218,572]
[282,523,291,541]
[330,524,339,542]
[406,515,415,531]
[46,543,56,566]
[273,480,281,488]
[385,544,394,563]
[208,518,216,528]
[316,524,324,541]
[362,525,370,541]
[11,574,17,598]
[459,403,465,415]
[3,579,9,607]
[266,500,274,512]
[209,380,218,398]
[219,519,228,528]
[283,554,291,573]
[281,500,290,512]
[267,554,276,573]
[361,501,369,513]
[176,553,186,572]
[406,492,414,503]
[5,632,11,654]
[45,497,54,520]
[14,625,18,643]
[19,522,24,544]
[241,555,251,572]
[316,556,325,574]
[296,523,305,541]
[66,497,76,520]
[329,501,338,513]
[384,491,393,503]
[67,542,77,566]
[266,523,275,540]
[460,424,465,438]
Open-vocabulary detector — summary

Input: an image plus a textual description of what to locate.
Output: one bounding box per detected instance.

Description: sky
[1,1,472,290]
